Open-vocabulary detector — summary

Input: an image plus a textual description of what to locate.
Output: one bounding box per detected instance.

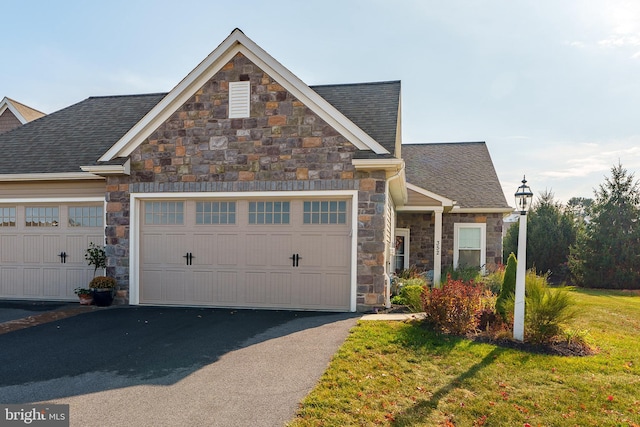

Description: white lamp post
[513,176,533,342]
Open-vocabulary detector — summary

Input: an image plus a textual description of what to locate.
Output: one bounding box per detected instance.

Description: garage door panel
[42,235,62,264]
[1,268,21,295]
[43,268,62,297]
[141,270,164,301]
[66,268,90,296]
[23,236,42,263]
[163,270,186,302]
[245,272,266,303]
[269,234,294,267]
[324,234,351,268]
[215,234,238,266]
[322,273,351,307]
[297,233,326,268]
[245,234,268,267]
[0,235,19,263]
[216,271,238,303]
[23,268,41,296]
[192,234,216,267]
[297,273,324,306]
[268,272,292,305]
[192,270,215,302]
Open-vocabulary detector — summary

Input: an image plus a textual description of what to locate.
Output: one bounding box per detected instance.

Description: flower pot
[92,288,115,307]
[78,294,93,305]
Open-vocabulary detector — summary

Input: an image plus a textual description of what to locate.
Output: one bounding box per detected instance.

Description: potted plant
[89,275,117,306]
[74,287,93,305]
[85,242,116,306]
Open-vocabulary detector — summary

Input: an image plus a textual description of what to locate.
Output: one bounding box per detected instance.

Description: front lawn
[289,288,640,426]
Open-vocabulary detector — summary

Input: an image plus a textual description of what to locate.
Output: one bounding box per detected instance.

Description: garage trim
[129,190,358,311]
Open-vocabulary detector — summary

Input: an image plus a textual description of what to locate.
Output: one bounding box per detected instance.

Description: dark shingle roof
[311,81,400,158]
[0,80,399,175]
[0,93,166,174]
[402,142,510,209]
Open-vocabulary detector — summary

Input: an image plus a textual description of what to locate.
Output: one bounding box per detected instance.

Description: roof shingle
[402,142,510,209]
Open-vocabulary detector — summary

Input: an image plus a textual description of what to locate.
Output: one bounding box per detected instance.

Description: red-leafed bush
[422,276,484,335]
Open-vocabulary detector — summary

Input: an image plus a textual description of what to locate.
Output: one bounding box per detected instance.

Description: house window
[0,207,16,227]
[394,228,410,272]
[26,207,59,227]
[249,201,290,224]
[229,81,250,118]
[196,201,236,225]
[303,201,347,224]
[144,202,184,225]
[453,223,486,271]
[69,206,103,227]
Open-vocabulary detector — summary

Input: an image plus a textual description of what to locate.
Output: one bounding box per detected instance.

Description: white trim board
[100,29,389,162]
[128,190,359,312]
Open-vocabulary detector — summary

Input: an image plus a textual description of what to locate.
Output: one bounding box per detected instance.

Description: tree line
[503,162,640,289]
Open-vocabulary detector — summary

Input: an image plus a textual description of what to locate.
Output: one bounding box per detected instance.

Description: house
[0,29,511,312]
[0,97,45,134]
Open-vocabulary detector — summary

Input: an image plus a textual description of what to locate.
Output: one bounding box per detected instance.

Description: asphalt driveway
[0,304,359,426]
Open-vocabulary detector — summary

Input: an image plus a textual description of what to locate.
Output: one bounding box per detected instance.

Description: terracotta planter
[78,294,93,305]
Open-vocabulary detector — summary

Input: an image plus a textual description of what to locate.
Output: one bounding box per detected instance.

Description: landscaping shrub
[440,265,482,284]
[496,253,517,321]
[422,277,484,335]
[502,270,576,344]
[478,264,505,295]
[390,277,427,313]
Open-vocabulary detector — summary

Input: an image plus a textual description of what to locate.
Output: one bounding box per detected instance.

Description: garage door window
[69,206,103,227]
[0,207,16,227]
[196,201,236,225]
[249,201,290,224]
[145,202,184,225]
[303,201,347,224]
[26,207,59,227]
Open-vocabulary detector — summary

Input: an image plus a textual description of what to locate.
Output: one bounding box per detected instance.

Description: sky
[2,0,639,204]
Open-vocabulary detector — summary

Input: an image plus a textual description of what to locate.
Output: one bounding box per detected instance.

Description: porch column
[433,208,443,286]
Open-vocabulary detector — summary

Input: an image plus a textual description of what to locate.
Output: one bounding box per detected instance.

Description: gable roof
[99,28,390,162]
[402,142,511,210]
[0,93,165,175]
[0,97,46,128]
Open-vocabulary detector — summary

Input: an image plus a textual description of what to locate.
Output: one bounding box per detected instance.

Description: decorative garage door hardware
[183,252,195,266]
[289,253,303,267]
[58,252,68,263]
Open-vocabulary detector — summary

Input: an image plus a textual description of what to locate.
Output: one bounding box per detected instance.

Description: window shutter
[229,81,250,118]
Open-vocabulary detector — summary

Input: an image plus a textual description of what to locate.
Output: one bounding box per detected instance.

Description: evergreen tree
[503,191,577,279]
[496,252,517,321]
[569,163,640,289]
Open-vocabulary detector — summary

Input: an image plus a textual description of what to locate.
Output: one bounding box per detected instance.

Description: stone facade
[0,109,21,134]
[397,212,504,273]
[105,53,387,310]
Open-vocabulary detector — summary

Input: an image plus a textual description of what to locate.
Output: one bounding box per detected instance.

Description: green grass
[289,288,640,426]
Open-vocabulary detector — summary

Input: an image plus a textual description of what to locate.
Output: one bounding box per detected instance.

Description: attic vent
[229,81,250,118]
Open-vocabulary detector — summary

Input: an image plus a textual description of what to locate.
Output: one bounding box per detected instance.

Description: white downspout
[385,165,405,308]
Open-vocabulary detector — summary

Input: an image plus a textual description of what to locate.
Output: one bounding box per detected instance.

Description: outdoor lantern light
[513,176,533,342]
[515,176,533,214]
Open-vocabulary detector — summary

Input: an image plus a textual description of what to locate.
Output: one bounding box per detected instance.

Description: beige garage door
[139,198,352,311]
[0,203,104,300]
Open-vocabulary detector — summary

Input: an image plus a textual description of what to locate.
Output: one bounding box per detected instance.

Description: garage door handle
[183,252,194,266]
[289,254,302,267]
[58,252,67,264]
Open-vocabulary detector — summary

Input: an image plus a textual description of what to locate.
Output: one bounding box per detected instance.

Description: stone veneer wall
[0,109,21,134]
[105,52,387,310]
[396,212,504,273]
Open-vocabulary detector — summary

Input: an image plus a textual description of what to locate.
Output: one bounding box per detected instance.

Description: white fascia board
[397,205,444,213]
[0,172,103,182]
[81,159,130,176]
[352,158,404,171]
[406,182,455,206]
[100,29,389,162]
[0,97,28,124]
[450,206,514,214]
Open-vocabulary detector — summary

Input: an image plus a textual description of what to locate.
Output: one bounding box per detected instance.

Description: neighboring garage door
[139,198,352,311]
[0,203,104,300]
